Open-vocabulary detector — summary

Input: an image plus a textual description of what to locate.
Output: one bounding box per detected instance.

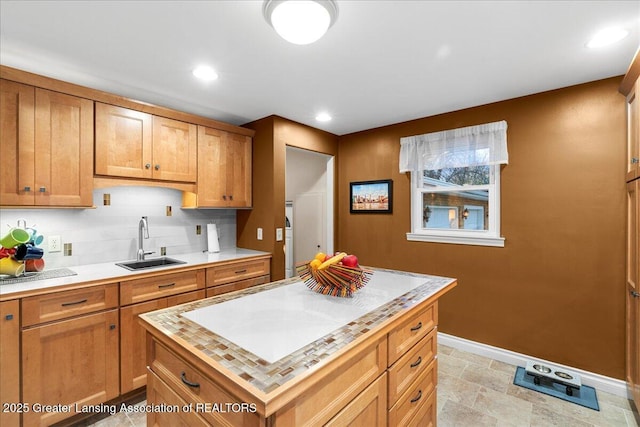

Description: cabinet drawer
[206,275,270,297]
[388,358,437,427]
[147,371,209,427]
[206,258,270,286]
[22,283,118,327]
[388,327,436,405]
[121,270,204,305]
[388,301,437,365]
[150,341,262,427]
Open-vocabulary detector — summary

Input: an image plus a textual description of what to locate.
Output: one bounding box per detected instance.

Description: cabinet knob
[5,314,14,321]
[155,164,160,170]
[23,186,31,192]
[109,324,117,330]
[632,290,640,298]
[229,195,233,201]
[632,157,639,164]
[39,187,46,193]
[222,195,227,200]
[145,163,151,169]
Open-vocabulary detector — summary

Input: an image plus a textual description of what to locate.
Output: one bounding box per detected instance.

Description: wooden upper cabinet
[95,103,153,179]
[0,80,93,207]
[152,116,197,182]
[0,79,35,206]
[188,125,252,208]
[95,103,197,183]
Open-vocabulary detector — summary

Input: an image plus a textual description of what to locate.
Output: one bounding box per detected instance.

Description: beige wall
[337,77,627,379]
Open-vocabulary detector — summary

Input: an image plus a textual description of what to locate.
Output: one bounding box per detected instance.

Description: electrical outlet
[276,228,283,241]
[257,228,263,240]
[49,235,62,252]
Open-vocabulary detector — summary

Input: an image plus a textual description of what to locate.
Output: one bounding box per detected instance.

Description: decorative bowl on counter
[296,252,372,298]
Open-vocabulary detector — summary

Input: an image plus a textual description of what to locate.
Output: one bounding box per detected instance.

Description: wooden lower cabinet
[22,309,119,426]
[0,300,20,427]
[146,371,209,427]
[120,290,205,394]
[325,373,388,426]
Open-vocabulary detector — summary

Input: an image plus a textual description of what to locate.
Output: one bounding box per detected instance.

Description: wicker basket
[296,262,372,297]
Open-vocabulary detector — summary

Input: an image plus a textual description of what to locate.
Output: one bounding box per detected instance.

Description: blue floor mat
[513,366,599,411]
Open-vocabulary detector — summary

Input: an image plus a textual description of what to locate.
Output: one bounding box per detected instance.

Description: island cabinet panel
[273,337,387,426]
[387,301,437,364]
[324,373,388,427]
[120,269,204,306]
[22,309,119,427]
[388,358,437,427]
[387,327,437,405]
[0,300,20,427]
[150,341,263,427]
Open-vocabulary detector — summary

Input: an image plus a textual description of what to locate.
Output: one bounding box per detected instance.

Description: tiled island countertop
[139,268,457,426]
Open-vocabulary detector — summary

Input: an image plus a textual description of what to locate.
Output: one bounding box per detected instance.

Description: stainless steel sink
[116,257,186,271]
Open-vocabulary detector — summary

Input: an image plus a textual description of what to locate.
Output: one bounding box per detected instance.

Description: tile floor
[87,344,639,427]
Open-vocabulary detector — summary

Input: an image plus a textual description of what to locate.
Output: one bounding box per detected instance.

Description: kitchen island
[139,268,456,426]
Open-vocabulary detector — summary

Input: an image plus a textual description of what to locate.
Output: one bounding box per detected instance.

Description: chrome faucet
[137,216,151,261]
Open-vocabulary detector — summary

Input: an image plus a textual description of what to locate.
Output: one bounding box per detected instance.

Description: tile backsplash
[0,186,236,269]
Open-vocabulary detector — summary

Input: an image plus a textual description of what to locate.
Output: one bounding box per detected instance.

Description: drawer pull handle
[410,389,422,403]
[61,299,87,307]
[181,372,200,388]
[410,356,422,368]
[234,269,247,274]
[410,321,422,332]
[158,283,176,289]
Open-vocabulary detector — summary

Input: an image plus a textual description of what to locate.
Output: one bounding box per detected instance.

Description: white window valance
[399,120,508,173]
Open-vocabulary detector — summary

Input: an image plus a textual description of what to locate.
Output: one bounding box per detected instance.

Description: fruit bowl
[296,252,372,298]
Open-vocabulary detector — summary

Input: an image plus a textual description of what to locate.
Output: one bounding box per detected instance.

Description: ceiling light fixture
[315,112,332,122]
[263,0,338,45]
[192,65,218,81]
[587,26,629,48]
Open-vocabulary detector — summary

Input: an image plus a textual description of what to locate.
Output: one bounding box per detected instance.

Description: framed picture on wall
[350,179,393,213]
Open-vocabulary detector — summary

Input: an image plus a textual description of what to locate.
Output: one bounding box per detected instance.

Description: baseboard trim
[438,332,631,399]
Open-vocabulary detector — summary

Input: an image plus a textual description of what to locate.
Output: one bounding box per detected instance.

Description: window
[400,121,508,247]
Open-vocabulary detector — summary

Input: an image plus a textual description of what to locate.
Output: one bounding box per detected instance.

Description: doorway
[285,147,334,278]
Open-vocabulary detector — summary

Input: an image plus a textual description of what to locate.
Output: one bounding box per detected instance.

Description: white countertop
[0,248,270,298]
[182,269,442,363]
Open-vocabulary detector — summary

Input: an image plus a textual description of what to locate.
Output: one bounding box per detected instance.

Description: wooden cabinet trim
[0,65,254,137]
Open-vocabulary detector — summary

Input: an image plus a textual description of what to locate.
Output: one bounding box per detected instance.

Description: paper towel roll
[207,223,220,253]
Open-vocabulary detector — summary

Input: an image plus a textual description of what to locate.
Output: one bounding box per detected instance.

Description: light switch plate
[276,228,283,241]
[257,228,263,240]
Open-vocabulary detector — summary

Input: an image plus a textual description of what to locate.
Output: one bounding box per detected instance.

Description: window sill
[406,232,505,247]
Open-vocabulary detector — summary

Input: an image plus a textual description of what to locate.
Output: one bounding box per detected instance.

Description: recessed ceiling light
[263,0,338,45]
[315,112,332,122]
[192,65,218,81]
[587,27,629,48]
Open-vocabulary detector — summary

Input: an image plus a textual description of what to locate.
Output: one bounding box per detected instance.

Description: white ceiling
[1,1,638,136]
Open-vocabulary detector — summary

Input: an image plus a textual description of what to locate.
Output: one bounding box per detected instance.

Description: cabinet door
[34,89,93,206]
[121,299,168,394]
[95,102,153,179]
[22,309,119,426]
[627,179,640,408]
[153,116,197,182]
[196,125,228,206]
[226,132,252,207]
[0,79,35,206]
[325,373,387,427]
[0,300,20,427]
[627,83,640,182]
